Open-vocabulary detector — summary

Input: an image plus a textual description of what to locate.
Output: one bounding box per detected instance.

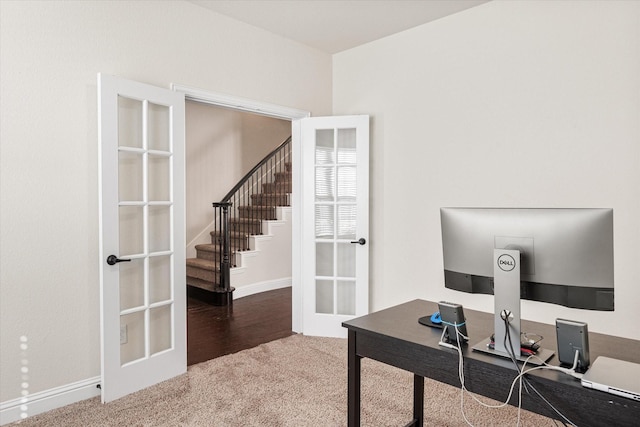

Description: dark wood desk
[342,299,640,427]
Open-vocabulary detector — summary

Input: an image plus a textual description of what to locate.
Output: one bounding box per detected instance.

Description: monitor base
[472,337,554,366]
[418,314,444,329]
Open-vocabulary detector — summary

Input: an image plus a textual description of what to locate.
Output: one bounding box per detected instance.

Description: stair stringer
[230,206,292,299]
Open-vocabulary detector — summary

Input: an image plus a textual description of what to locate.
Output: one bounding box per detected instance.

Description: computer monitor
[440,208,614,362]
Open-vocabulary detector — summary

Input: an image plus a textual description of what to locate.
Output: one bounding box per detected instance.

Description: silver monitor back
[440,208,614,310]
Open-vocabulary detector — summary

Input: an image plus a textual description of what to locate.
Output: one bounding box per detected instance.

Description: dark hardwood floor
[187,286,294,366]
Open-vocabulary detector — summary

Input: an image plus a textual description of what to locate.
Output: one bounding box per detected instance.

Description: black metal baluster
[220,202,231,293]
[246,179,250,246]
[234,192,239,251]
[270,158,274,220]
[211,203,220,287]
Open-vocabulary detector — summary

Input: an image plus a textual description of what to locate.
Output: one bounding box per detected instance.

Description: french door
[300,116,369,337]
[98,74,186,402]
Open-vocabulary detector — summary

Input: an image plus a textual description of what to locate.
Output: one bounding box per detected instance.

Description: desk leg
[348,329,361,427]
[413,374,424,427]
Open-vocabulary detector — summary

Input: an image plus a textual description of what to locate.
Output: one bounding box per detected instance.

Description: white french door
[98,74,186,402]
[300,116,369,337]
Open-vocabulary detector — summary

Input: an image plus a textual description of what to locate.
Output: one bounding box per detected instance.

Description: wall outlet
[120,324,128,345]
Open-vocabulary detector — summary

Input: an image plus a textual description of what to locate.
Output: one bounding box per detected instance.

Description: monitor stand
[471,248,554,366]
[472,338,554,366]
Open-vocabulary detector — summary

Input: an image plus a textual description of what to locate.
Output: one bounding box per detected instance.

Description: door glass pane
[315,204,334,238]
[337,204,356,240]
[315,166,335,202]
[149,206,171,253]
[316,242,333,276]
[337,128,356,164]
[119,206,144,256]
[148,154,170,201]
[149,304,172,355]
[118,151,143,202]
[121,310,145,365]
[148,102,170,152]
[315,129,335,165]
[119,258,145,311]
[337,243,356,278]
[337,280,356,315]
[337,166,357,202]
[118,96,142,149]
[149,255,171,304]
[316,280,333,314]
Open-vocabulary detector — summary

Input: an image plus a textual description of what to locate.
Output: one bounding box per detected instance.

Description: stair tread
[250,193,289,207]
[195,243,236,252]
[262,182,291,193]
[251,192,290,196]
[231,215,284,221]
[195,243,218,251]
[210,230,251,238]
[230,217,262,224]
[239,205,276,210]
[186,258,220,270]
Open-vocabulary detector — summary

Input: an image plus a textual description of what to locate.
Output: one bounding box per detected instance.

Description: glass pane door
[99,73,185,403]
[314,128,358,316]
[117,96,174,365]
[301,115,369,338]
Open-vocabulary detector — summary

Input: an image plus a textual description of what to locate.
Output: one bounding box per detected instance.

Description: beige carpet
[10,335,559,426]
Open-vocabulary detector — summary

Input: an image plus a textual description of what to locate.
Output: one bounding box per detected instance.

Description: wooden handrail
[222,136,292,202]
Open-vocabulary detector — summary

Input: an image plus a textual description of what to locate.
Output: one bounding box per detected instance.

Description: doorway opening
[173,84,310,337]
[182,96,306,364]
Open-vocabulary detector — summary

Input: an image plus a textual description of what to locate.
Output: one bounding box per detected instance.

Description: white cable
[505,319,578,425]
[438,327,458,349]
[447,323,582,427]
[450,324,474,426]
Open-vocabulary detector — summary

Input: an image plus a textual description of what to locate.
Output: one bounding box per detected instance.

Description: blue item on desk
[430,312,442,324]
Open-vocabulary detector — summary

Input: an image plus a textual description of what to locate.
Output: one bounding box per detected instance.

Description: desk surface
[343,299,640,427]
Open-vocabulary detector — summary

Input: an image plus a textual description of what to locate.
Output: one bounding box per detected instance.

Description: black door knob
[350,238,366,245]
[106,255,131,265]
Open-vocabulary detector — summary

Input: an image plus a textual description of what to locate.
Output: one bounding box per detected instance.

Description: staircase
[186,137,292,305]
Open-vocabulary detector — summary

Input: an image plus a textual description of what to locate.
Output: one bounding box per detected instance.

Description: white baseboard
[233,278,291,300]
[0,376,101,425]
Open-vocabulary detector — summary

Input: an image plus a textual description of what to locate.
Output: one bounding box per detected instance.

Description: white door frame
[171,84,309,333]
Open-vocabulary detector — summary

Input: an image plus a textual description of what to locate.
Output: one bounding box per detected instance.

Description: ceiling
[188,0,489,54]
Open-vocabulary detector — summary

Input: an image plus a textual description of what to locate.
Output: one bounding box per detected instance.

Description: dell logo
[497,254,516,272]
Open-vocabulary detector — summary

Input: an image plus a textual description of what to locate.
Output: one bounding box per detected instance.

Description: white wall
[231,207,293,293]
[185,101,290,252]
[333,0,640,340]
[0,0,331,404]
